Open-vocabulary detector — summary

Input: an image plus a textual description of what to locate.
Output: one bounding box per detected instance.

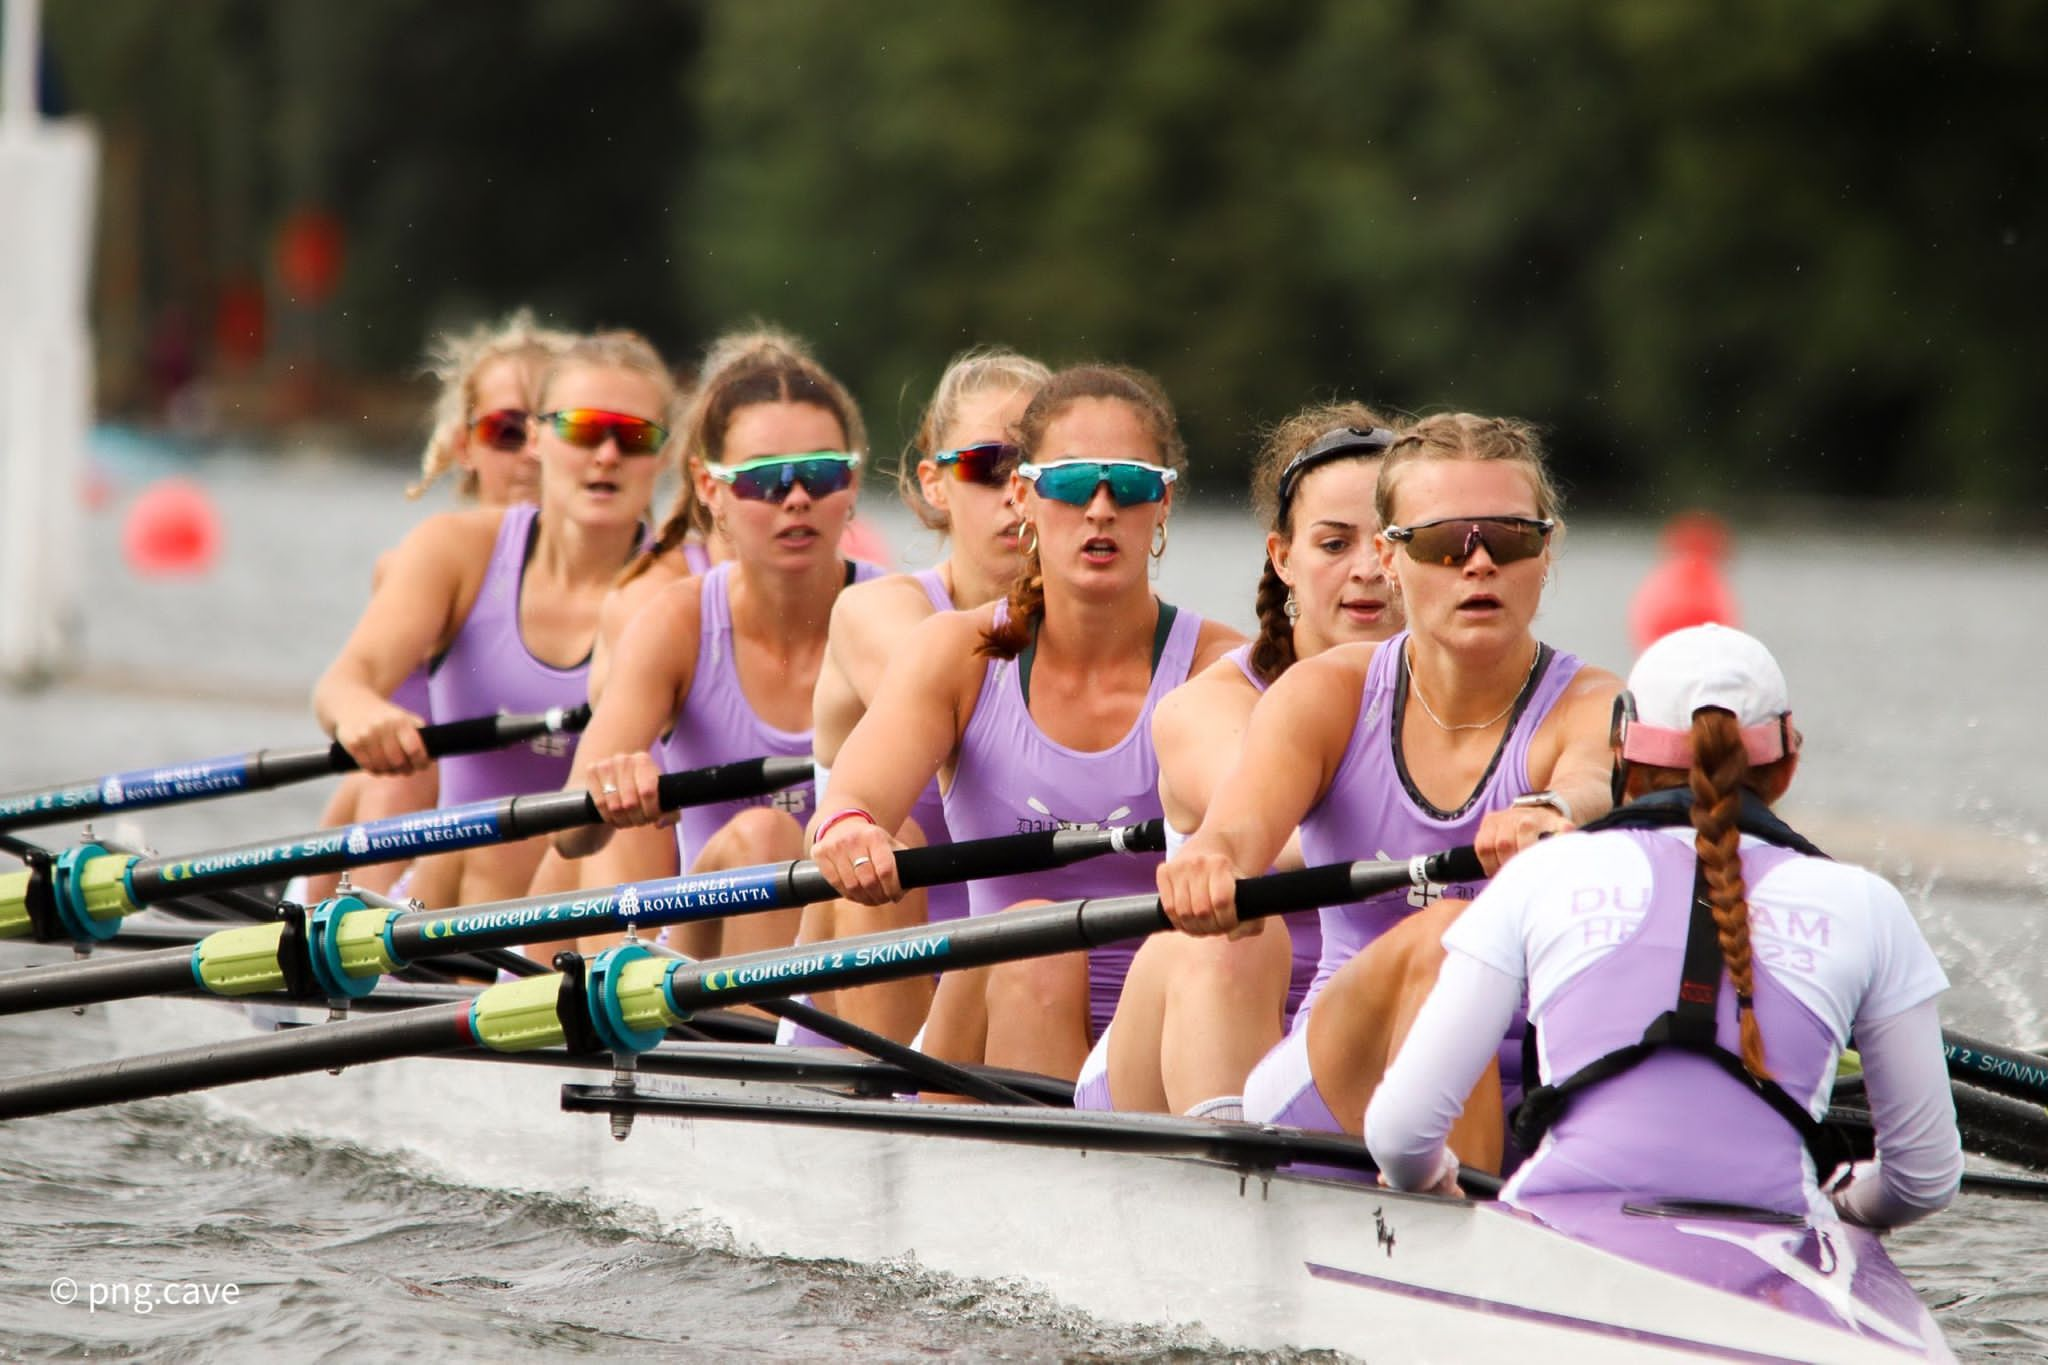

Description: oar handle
[315,704,593,778]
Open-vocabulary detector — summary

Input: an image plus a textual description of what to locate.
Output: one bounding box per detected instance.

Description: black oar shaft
[384,822,1160,960]
[123,756,814,905]
[0,706,590,833]
[662,848,1477,1015]
[1943,1031,2048,1109]
[0,1003,472,1120]
[0,946,197,1014]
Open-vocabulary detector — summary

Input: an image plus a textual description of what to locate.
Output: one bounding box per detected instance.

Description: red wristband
[814,807,877,843]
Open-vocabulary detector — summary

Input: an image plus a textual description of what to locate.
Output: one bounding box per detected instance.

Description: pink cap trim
[1621,714,1795,769]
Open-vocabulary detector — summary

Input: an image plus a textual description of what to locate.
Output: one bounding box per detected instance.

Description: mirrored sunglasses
[709,451,862,502]
[933,441,1020,486]
[538,408,668,456]
[1382,515,1554,567]
[468,408,531,453]
[1017,459,1177,507]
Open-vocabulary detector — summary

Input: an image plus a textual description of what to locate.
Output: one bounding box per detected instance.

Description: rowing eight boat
[7,926,1954,1362]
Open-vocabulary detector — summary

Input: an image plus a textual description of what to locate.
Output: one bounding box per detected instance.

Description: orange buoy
[122,477,221,577]
[840,516,895,570]
[1629,511,1737,654]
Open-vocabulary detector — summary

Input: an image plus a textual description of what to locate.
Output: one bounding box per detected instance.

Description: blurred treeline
[38,0,2048,509]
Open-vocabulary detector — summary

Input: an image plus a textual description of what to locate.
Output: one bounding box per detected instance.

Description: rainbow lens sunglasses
[1382,515,1555,567]
[538,408,668,456]
[1016,459,1177,507]
[708,451,862,502]
[468,408,532,453]
[933,441,1021,486]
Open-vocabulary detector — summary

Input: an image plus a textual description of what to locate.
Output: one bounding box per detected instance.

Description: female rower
[1366,624,1962,1226]
[561,332,878,962]
[785,348,1048,1043]
[811,364,1242,1080]
[1083,406,1402,1115]
[301,312,568,901]
[1158,414,1619,1169]
[312,330,671,909]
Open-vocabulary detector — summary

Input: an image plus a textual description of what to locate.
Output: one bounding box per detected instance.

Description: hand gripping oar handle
[660,846,1481,1017]
[0,704,592,833]
[0,819,1165,1015]
[0,755,817,945]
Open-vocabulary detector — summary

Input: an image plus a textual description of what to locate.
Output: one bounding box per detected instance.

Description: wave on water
[3,1092,1338,1362]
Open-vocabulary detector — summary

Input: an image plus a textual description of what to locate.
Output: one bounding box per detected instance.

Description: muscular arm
[809,609,986,902]
[1473,663,1623,874]
[1151,665,1258,836]
[554,581,699,858]
[1365,948,1523,1190]
[813,576,937,767]
[588,564,681,706]
[1158,645,1374,934]
[312,510,491,772]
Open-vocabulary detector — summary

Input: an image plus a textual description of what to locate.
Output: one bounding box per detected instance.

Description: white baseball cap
[1621,624,1797,768]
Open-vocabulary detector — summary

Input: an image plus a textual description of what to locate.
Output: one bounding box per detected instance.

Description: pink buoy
[1629,511,1737,654]
[840,515,895,570]
[122,477,221,577]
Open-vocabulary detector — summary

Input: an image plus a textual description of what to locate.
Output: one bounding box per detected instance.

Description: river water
[1,448,2044,1359]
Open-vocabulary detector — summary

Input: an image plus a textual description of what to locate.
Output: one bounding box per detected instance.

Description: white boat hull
[63,992,1951,1363]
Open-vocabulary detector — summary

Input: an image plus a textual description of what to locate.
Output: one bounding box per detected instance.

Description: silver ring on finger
[852,856,872,869]
[601,783,619,796]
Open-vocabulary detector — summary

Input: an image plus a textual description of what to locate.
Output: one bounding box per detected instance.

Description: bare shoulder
[1187,615,1249,671]
[1548,658,1624,728]
[1153,658,1259,747]
[602,558,691,636]
[830,572,940,646]
[1274,639,1379,697]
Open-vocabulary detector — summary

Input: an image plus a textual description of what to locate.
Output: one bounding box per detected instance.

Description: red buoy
[1629,511,1736,653]
[122,478,221,577]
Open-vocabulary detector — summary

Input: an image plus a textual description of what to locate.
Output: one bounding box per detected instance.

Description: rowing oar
[0,704,591,833]
[1941,1031,2048,1110]
[0,754,813,946]
[0,845,1459,1121]
[0,821,1165,1018]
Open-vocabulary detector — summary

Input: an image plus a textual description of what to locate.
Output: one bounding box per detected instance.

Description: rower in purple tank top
[564,329,883,977]
[298,313,568,905]
[1085,409,1403,1118]
[315,329,671,911]
[814,364,1244,1085]
[428,502,594,807]
[774,351,1048,1050]
[1369,625,1960,1234]
[1159,413,1621,1182]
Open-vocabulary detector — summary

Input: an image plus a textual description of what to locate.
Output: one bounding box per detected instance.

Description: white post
[1,0,98,684]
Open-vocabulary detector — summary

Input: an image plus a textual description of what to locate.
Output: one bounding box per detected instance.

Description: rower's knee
[986,951,1089,1021]
[696,805,804,871]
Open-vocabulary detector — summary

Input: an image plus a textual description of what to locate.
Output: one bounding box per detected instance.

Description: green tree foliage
[37,0,2048,507]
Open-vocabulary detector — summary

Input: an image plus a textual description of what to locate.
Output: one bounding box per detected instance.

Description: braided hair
[1624,708,1797,1080]
[1246,401,1394,686]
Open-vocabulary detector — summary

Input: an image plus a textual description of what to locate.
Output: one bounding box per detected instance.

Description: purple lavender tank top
[942,602,1205,1039]
[906,568,968,923]
[1220,643,1323,1014]
[1512,831,1834,1210]
[390,666,432,723]
[1296,632,1583,1013]
[660,559,883,867]
[683,540,712,575]
[426,504,588,807]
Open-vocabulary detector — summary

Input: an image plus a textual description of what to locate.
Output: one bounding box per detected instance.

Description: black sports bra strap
[1019,599,1177,705]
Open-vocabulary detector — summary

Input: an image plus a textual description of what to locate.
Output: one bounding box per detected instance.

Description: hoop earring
[1151,521,1169,560]
[1019,522,1038,559]
[1284,590,1300,622]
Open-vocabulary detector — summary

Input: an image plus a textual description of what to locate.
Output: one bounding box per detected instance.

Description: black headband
[1274,426,1398,521]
